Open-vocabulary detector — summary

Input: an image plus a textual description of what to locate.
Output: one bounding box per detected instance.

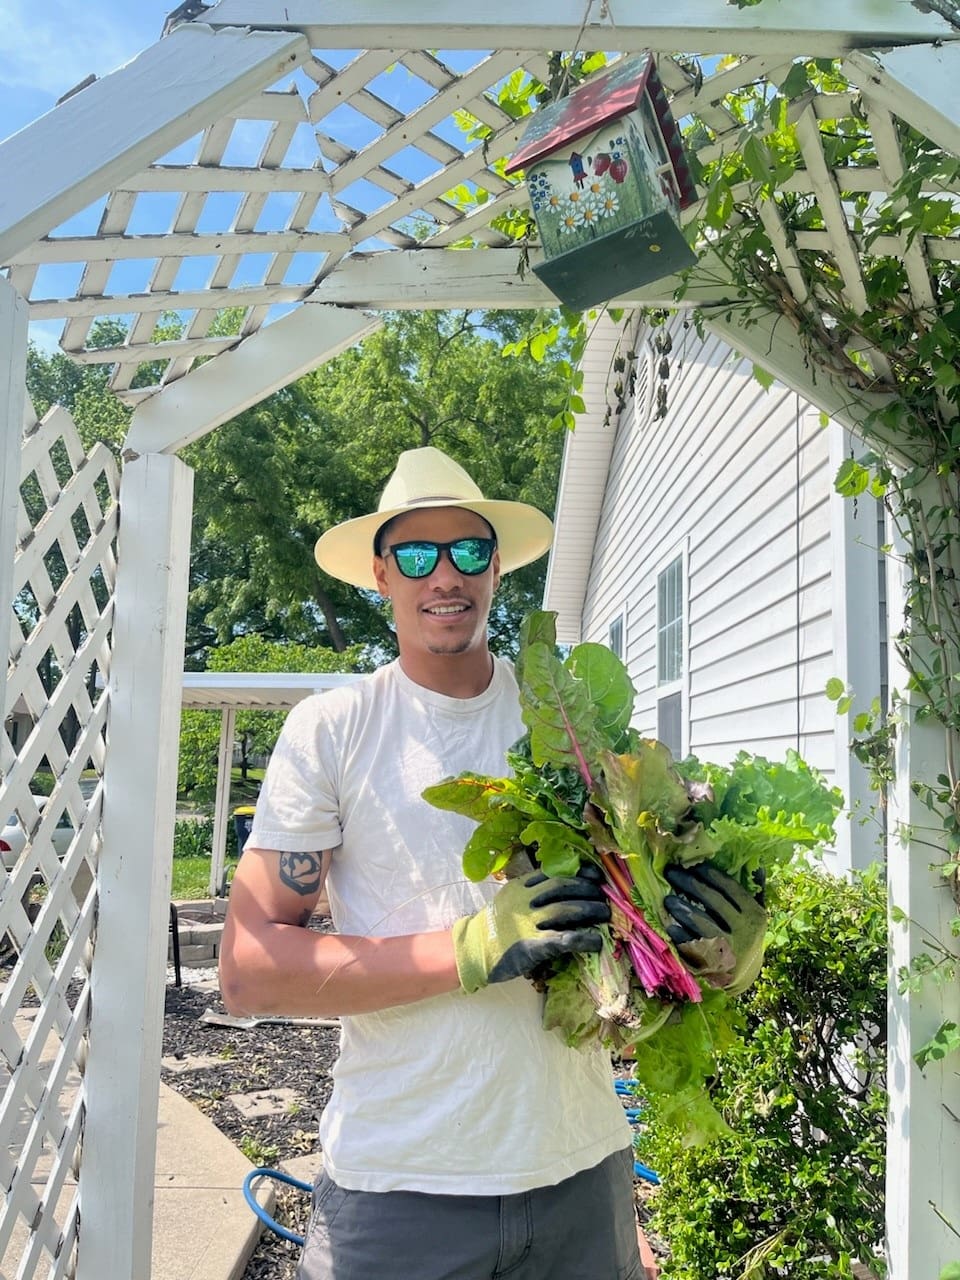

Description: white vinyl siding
[577,311,839,784]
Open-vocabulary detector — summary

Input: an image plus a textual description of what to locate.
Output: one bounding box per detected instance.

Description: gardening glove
[662,861,767,996]
[452,870,611,994]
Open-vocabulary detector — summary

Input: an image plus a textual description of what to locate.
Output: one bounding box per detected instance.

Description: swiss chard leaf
[515,609,558,693]
[566,641,636,739]
[520,820,593,877]
[422,773,554,824]
[462,808,529,881]
[519,641,609,785]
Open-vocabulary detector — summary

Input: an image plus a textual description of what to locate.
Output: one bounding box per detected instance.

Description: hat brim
[314,498,554,591]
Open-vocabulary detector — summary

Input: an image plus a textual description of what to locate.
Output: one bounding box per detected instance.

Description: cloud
[0,1,161,98]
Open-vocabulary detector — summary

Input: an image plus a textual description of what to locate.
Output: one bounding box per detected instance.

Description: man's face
[373,507,501,659]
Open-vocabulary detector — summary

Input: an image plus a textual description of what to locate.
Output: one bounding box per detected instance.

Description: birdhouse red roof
[505,53,697,209]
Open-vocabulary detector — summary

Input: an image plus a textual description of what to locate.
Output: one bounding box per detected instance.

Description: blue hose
[243,1167,312,1246]
[617,1078,660,1185]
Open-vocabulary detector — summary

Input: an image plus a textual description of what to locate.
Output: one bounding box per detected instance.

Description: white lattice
[0,398,119,1280]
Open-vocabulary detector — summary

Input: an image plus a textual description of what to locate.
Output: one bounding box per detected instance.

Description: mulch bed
[162,979,337,1280]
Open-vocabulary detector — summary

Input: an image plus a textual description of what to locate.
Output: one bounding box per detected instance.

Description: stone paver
[161,1052,226,1075]
[227,1087,301,1119]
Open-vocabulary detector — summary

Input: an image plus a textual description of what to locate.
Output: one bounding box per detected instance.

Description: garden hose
[243,1167,312,1246]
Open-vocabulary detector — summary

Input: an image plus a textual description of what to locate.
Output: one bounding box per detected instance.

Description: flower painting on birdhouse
[506,55,698,310]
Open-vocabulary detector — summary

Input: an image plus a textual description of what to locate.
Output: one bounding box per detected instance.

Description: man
[219,446,763,1280]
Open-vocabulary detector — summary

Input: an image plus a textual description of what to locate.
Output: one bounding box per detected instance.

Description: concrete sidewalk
[153,1079,276,1280]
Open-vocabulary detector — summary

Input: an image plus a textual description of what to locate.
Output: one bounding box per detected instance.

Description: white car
[1,799,76,872]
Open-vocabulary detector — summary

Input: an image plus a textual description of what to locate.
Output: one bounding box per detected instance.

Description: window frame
[607,606,626,662]
[654,544,689,758]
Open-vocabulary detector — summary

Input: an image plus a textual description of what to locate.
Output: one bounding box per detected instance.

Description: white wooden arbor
[1,3,959,1276]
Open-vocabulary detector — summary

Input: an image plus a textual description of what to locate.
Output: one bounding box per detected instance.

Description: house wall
[576,313,884,869]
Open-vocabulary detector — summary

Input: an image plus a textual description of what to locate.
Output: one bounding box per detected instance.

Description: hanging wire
[555,0,616,99]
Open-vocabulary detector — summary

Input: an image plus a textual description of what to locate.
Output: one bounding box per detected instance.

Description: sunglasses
[383,537,497,579]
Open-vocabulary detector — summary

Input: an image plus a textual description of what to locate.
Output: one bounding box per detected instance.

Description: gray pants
[296,1147,643,1280]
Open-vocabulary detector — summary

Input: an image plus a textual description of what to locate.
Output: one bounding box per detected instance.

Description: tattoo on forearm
[279,851,323,896]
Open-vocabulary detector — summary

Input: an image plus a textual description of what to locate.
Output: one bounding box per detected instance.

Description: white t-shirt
[249,656,630,1194]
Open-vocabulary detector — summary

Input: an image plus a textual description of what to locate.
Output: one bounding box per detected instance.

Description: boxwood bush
[636,863,887,1279]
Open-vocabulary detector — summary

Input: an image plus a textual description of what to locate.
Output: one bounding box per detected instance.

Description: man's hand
[452,871,611,994]
[663,862,767,995]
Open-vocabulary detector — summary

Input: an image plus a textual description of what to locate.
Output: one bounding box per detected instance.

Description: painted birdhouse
[505,54,698,310]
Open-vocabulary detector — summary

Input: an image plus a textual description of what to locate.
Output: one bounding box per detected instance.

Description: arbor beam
[845,44,960,160]
[0,25,309,266]
[123,303,382,455]
[308,248,731,310]
[203,0,959,55]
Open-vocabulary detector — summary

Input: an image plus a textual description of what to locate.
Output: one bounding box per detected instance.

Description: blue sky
[1,5,507,352]
[0,1,176,142]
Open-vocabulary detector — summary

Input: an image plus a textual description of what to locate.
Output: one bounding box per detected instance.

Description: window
[657,556,683,684]
[608,614,624,660]
[656,555,684,758]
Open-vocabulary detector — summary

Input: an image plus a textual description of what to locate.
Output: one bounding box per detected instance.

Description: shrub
[172,817,215,859]
[636,863,887,1279]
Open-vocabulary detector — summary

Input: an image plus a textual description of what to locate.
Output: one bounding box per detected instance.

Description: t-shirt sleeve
[246,695,342,853]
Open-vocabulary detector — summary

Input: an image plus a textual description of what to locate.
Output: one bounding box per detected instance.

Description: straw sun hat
[314,447,554,592]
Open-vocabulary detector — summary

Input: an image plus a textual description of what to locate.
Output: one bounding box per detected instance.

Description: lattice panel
[3,30,960,415]
[4,45,552,404]
[0,399,119,1280]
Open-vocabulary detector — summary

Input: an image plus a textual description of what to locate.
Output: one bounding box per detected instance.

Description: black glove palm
[663,861,767,995]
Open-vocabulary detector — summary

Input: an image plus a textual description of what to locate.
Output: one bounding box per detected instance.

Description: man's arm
[218,847,461,1018]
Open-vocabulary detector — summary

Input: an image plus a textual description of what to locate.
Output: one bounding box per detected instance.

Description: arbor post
[78,454,193,1280]
[0,278,28,700]
[885,479,960,1279]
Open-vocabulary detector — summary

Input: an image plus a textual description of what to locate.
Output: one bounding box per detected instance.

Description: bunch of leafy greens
[423,611,843,1141]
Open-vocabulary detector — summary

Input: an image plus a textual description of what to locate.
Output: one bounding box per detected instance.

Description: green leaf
[520,819,592,877]
[834,458,871,498]
[705,180,733,229]
[519,642,610,785]
[515,609,557,692]
[752,363,776,391]
[742,135,773,185]
[566,642,636,739]
[938,1264,960,1280]
[462,808,528,881]
[778,62,812,99]
[825,677,845,702]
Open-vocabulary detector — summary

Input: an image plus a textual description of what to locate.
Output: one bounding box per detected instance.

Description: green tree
[186,309,568,660]
[26,318,131,452]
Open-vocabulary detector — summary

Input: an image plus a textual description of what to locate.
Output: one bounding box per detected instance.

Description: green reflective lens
[388,538,495,579]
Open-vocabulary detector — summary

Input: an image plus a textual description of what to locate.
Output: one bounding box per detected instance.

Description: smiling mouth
[422,603,470,617]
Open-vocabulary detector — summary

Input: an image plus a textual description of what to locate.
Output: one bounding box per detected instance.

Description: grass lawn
[171,855,240,900]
